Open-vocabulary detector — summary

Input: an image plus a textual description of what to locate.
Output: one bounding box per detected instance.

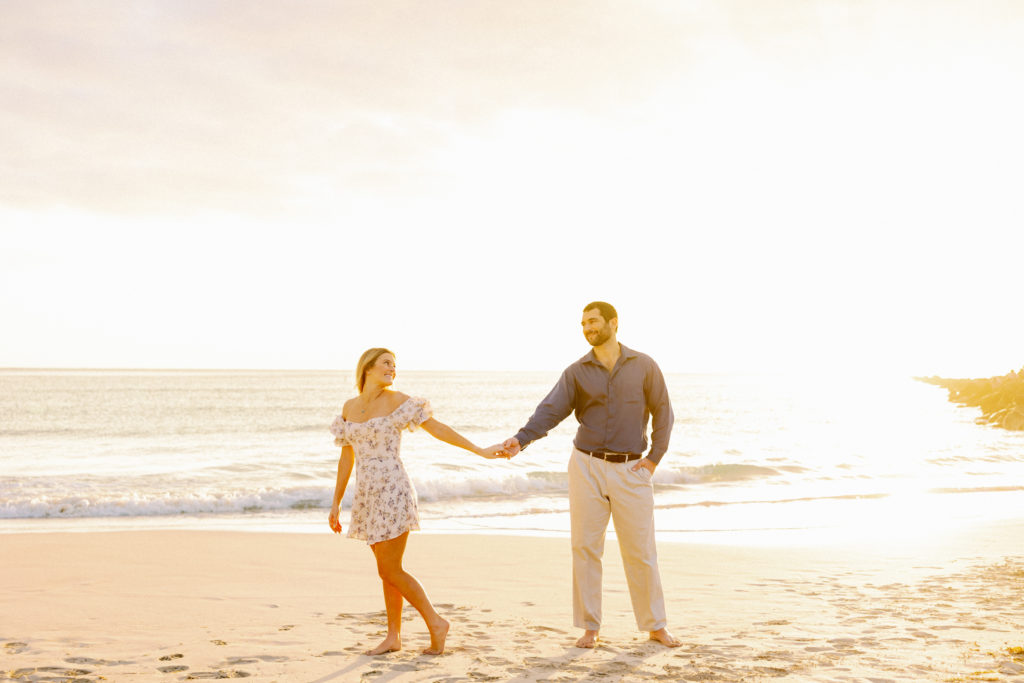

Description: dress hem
[348,523,421,546]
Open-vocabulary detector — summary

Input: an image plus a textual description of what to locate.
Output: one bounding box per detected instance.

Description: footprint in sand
[278,625,296,632]
[210,639,228,646]
[11,667,92,679]
[755,650,793,660]
[158,665,190,673]
[224,656,290,665]
[523,657,559,669]
[186,671,252,679]
[755,665,791,676]
[562,663,593,673]
[159,653,185,661]
[595,662,632,674]
[66,656,131,666]
[4,642,29,654]
[827,638,857,648]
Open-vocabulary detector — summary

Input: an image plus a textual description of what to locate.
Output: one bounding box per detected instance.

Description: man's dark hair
[583,301,617,322]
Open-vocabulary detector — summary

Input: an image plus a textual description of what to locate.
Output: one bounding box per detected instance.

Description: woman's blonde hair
[355,347,395,392]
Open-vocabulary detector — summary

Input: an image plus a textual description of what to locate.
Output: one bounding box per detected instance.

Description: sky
[2,0,1022,376]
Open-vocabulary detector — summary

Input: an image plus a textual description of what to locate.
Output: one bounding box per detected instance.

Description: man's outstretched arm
[504,369,576,456]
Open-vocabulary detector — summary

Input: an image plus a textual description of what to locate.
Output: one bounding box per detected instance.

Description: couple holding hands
[328,302,680,655]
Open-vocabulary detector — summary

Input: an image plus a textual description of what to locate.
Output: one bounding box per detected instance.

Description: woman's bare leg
[371,532,449,655]
[364,578,404,655]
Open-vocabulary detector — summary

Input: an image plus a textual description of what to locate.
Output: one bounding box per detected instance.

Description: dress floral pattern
[329,397,432,545]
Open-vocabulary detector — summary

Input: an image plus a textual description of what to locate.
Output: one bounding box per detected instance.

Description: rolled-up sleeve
[514,368,576,450]
[645,360,673,464]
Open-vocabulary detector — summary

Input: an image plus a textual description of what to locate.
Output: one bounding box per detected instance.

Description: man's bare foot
[365,634,401,655]
[575,629,599,648]
[649,627,681,648]
[422,617,449,655]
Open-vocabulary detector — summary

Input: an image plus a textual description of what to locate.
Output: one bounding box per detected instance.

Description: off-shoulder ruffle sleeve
[329,414,349,447]
[395,397,432,432]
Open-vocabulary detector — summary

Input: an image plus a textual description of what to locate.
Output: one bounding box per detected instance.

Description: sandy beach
[2,522,1023,682]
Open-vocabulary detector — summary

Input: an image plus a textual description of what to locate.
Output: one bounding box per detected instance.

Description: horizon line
[0,365,940,377]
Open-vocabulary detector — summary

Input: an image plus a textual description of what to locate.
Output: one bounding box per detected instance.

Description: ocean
[2,368,1022,544]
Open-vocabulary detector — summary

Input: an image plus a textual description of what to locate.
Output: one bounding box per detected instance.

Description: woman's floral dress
[329,397,432,545]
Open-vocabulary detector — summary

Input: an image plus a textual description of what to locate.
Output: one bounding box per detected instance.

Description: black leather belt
[577,448,642,463]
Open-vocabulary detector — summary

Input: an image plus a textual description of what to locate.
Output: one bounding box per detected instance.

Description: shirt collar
[582,343,638,366]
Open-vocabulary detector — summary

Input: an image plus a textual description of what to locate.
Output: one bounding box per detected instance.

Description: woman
[328,347,506,655]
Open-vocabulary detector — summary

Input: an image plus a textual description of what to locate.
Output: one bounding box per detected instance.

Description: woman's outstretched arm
[328,445,355,533]
[420,418,507,459]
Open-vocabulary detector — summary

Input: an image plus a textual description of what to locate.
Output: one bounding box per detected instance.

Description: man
[501,301,680,649]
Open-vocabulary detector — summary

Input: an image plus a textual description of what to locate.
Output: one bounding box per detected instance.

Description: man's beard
[586,326,611,346]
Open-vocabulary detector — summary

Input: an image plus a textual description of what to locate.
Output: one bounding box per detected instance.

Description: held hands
[479,444,513,459]
[478,437,521,460]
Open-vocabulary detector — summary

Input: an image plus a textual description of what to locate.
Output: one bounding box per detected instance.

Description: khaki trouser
[568,447,667,631]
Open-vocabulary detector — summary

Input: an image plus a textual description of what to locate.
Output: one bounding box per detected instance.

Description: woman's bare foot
[649,627,681,647]
[575,629,599,648]
[365,634,401,655]
[422,617,449,655]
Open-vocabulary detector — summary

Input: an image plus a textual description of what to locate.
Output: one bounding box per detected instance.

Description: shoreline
[5,483,1024,547]
[3,519,1024,681]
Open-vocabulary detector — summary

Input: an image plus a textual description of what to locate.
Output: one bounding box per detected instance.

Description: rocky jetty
[917,368,1024,430]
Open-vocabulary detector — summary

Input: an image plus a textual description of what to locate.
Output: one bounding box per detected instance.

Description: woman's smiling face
[367,353,396,387]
